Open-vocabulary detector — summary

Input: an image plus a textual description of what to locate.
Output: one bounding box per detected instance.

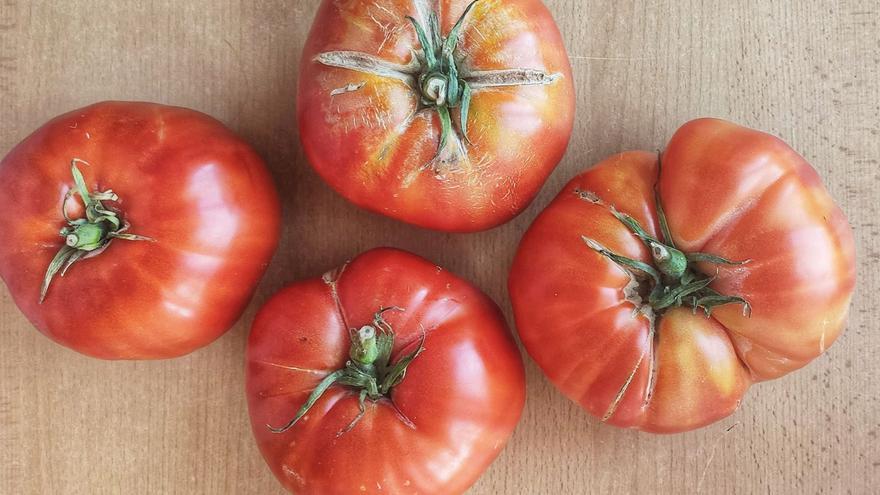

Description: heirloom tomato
[298,0,575,232]
[509,119,856,433]
[246,248,525,494]
[0,101,281,359]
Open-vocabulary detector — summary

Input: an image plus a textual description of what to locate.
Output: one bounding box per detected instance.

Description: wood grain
[1,0,877,493]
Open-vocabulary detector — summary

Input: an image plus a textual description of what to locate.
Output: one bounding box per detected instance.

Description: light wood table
[1,1,877,493]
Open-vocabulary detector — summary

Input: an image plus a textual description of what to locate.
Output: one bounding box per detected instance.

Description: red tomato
[246,248,525,494]
[298,0,575,232]
[0,101,281,359]
[509,119,856,433]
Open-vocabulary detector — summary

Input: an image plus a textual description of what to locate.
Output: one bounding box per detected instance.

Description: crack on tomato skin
[323,260,352,331]
[367,4,404,55]
[360,110,421,181]
[465,68,563,88]
[400,117,471,188]
[601,309,656,423]
[330,81,367,96]
[315,51,419,86]
[281,464,306,487]
[644,329,660,406]
[256,360,336,376]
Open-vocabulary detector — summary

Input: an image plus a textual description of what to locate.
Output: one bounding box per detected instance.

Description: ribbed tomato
[298,0,575,232]
[246,248,525,494]
[509,119,856,433]
[0,101,281,359]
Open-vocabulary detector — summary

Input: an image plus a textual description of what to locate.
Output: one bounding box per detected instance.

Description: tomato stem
[575,161,753,318]
[313,0,563,173]
[406,1,479,157]
[267,307,426,435]
[40,160,153,303]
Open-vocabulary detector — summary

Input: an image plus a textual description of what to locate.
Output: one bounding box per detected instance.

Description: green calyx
[268,307,426,436]
[406,0,479,157]
[577,168,752,318]
[314,0,563,175]
[40,159,154,303]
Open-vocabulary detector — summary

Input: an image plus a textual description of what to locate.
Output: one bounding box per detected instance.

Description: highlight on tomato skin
[0,101,282,360]
[297,0,576,232]
[246,247,526,494]
[508,118,856,434]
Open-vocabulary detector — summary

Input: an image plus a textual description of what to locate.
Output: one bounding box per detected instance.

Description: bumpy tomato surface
[509,119,856,433]
[0,101,281,359]
[246,248,525,494]
[298,0,575,232]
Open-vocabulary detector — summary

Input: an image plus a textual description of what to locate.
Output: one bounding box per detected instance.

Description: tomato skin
[246,248,525,494]
[509,120,855,433]
[298,0,575,232]
[0,101,281,360]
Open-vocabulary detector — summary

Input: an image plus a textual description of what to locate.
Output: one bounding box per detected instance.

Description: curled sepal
[266,369,346,433]
[583,236,661,284]
[406,15,437,69]
[687,252,751,266]
[372,306,404,372]
[40,160,154,303]
[446,55,460,106]
[111,232,153,242]
[694,295,752,317]
[380,330,426,394]
[650,275,717,310]
[654,153,675,246]
[336,389,370,438]
[459,81,472,143]
[428,13,442,55]
[40,246,77,302]
[615,210,656,244]
[436,105,453,157]
[60,249,88,277]
[70,159,93,207]
[443,0,480,57]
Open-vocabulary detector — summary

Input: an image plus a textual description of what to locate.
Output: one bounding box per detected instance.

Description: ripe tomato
[246,248,525,494]
[509,119,856,433]
[0,101,281,360]
[298,0,575,232]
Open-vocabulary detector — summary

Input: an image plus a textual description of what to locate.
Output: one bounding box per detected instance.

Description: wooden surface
[1,1,877,493]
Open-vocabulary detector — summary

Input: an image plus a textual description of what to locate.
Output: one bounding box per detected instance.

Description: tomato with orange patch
[298,0,575,232]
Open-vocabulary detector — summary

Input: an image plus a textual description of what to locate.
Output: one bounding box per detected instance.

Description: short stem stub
[267,307,426,435]
[649,241,688,280]
[406,1,481,155]
[40,160,154,303]
[421,73,449,106]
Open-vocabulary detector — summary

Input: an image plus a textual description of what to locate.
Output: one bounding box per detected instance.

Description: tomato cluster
[0,0,855,493]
